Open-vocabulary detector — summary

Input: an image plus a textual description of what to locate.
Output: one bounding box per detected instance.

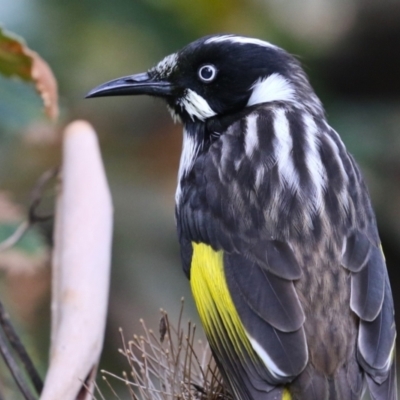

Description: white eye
[198,65,217,82]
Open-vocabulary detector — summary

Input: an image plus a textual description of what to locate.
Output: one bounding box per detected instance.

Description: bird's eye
[198,65,217,82]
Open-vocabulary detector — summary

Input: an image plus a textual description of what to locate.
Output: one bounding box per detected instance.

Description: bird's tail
[226,360,397,400]
[279,359,397,400]
[287,361,364,400]
[366,358,397,400]
[245,363,362,400]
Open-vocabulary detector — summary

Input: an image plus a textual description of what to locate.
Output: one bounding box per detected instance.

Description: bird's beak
[85,72,173,99]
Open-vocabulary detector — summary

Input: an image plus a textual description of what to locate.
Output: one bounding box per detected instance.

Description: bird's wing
[223,251,308,373]
[343,229,397,398]
[189,241,307,400]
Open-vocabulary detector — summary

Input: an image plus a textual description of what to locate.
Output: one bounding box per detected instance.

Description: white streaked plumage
[205,35,276,49]
[254,167,264,190]
[153,53,178,78]
[166,105,182,124]
[244,114,259,157]
[323,131,350,214]
[341,238,347,257]
[175,128,201,204]
[247,335,290,379]
[247,73,296,107]
[273,108,299,192]
[180,89,217,121]
[219,133,232,175]
[302,114,327,212]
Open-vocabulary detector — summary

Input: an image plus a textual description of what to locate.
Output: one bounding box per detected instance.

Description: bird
[86,34,397,400]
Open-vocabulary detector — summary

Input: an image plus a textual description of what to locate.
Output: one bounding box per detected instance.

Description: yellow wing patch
[190,242,291,399]
[190,242,254,359]
[282,388,292,400]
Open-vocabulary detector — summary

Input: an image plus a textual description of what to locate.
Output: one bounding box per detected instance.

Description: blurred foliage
[0,27,32,80]
[0,26,58,122]
[0,223,46,254]
[0,25,54,397]
[0,26,53,273]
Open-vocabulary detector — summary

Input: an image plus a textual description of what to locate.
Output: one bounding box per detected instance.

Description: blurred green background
[1,0,400,397]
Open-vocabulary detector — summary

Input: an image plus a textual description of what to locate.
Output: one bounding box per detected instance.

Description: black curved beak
[85,72,173,99]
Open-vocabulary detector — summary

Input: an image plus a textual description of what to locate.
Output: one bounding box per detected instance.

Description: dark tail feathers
[289,361,364,400]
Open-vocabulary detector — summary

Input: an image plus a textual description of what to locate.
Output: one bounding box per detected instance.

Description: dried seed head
[100,301,231,400]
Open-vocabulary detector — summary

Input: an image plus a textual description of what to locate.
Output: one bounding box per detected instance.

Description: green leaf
[0,27,32,81]
[0,26,59,120]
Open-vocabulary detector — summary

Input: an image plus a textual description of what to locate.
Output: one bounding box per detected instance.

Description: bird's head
[87,34,323,122]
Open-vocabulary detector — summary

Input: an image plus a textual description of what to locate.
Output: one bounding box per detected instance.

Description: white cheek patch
[180,89,217,121]
[247,73,296,107]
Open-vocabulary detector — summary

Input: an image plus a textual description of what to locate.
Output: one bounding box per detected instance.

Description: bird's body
[87,34,397,400]
[177,100,395,400]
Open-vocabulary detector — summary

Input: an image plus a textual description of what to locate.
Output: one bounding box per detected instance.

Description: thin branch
[0,167,58,253]
[28,167,58,223]
[0,301,43,395]
[0,328,36,400]
[0,221,29,253]
[105,304,230,400]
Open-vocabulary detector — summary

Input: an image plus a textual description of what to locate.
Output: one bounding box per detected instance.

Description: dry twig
[101,300,231,400]
[0,301,43,394]
[0,167,58,253]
